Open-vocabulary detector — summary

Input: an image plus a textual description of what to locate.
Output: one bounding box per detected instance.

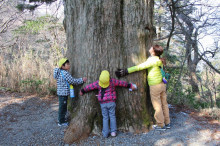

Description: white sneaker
[111,132,116,137]
[152,125,166,131]
[58,122,69,127]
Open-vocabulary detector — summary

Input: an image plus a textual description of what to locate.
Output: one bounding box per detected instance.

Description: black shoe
[152,125,166,131]
[165,124,171,129]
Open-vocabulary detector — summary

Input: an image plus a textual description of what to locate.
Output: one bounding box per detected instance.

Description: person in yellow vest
[115,44,170,131]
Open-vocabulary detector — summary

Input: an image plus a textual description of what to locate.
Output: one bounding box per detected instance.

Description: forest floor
[0,90,219,146]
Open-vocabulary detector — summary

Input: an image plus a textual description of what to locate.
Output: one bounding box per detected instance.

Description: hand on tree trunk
[80,89,84,96]
[131,83,137,91]
[115,68,128,78]
[83,77,87,82]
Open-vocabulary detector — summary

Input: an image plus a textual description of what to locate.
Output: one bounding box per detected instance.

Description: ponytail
[159,57,166,66]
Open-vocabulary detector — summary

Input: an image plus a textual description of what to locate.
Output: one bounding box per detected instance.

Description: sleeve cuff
[127,83,131,88]
[80,78,84,83]
[81,89,86,94]
[127,66,138,73]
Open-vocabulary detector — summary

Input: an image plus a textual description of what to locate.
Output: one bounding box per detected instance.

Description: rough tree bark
[63,0,154,144]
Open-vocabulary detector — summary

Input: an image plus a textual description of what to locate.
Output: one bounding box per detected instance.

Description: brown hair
[153,44,166,65]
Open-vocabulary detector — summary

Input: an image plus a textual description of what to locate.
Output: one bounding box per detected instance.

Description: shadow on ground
[0,91,219,146]
[0,91,66,145]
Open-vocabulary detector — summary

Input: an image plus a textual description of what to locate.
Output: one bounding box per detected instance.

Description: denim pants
[58,96,68,124]
[100,102,117,137]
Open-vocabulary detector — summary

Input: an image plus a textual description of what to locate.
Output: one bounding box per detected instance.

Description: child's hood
[53,68,61,80]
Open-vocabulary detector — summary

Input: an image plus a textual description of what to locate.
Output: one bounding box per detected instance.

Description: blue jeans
[100,102,117,137]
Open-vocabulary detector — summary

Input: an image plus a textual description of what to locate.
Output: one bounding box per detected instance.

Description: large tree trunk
[63,0,154,144]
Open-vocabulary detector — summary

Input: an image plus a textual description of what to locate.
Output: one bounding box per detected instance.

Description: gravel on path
[0,92,219,146]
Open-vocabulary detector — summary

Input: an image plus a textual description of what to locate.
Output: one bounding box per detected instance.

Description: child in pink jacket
[80,70,136,138]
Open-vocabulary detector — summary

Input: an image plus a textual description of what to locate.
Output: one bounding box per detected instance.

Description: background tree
[16,0,57,11]
[154,0,220,106]
[0,0,65,94]
[63,0,155,144]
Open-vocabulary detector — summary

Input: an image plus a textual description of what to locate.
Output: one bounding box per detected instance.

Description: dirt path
[0,91,66,145]
[0,91,219,146]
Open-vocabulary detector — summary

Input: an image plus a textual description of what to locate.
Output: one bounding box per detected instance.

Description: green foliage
[48,87,57,95]
[16,0,57,11]
[168,85,202,109]
[165,53,179,63]
[166,61,209,109]
[14,16,56,34]
[21,77,47,93]
[217,83,220,98]
[0,87,13,92]
[217,99,220,108]
[16,4,25,11]
[16,4,38,11]
[35,38,50,43]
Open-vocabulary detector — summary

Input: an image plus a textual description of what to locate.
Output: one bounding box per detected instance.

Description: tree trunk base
[64,117,92,144]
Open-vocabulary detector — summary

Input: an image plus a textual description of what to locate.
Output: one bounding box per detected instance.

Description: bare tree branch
[0,11,25,33]
[199,55,220,74]
[165,0,176,51]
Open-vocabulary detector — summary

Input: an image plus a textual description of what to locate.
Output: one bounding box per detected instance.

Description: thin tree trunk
[63,0,154,144]
[210,70,217,107]
[188,65,200,99]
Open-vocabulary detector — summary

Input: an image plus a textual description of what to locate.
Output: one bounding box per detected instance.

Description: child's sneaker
[152,125,166,131]
[58,122,69,127]
[111,132,116,137]
[165,123,171,129]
